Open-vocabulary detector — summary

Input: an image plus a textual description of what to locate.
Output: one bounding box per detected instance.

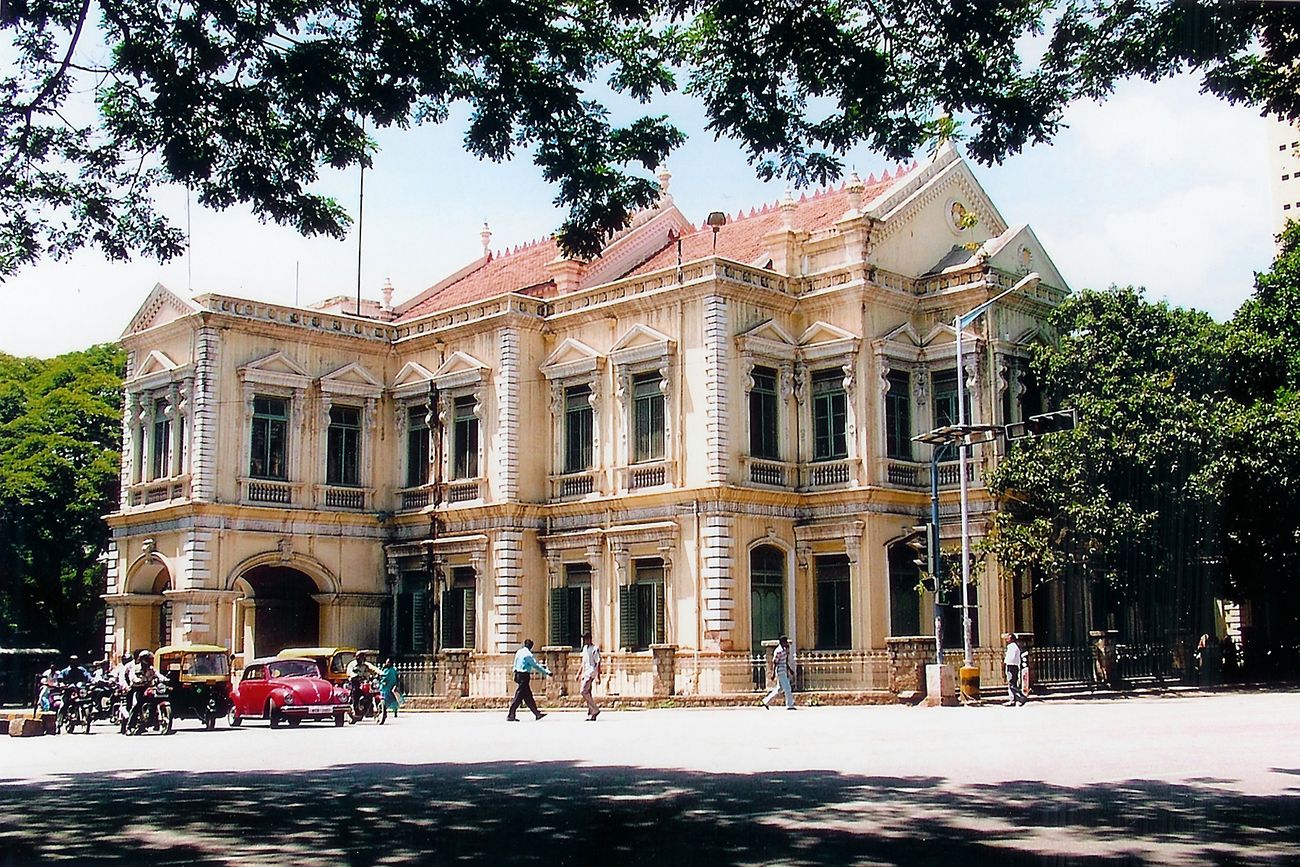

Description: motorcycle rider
[58,654,91,686]
[345,651,381,717]
[123,650,166,729]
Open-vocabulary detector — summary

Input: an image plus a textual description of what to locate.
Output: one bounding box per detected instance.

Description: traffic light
[1006,408,1078,440]
[905,523,937,590]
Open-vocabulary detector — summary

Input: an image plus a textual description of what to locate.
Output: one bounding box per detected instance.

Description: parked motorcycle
[347,676,387,725]
[85,682,119,730]
[121,685,174,735]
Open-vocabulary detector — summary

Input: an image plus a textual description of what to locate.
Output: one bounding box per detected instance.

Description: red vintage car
[227,657,350,728]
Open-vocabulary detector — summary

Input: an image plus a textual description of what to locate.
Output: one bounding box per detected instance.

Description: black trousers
[508,672,540,718]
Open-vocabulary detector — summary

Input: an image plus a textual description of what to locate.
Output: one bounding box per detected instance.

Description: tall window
[151,397,172,479]
[885,370,912,460]
[395,572,431,655]
[452,396,479,479]
[564,385,594,472]
[940,582,979,649]
[550,563,593,649]
[632,373,664,463]
[620,559,665,650]
[888,543,921,636]
[1018,366,1044,421]
[750,545,785,648]
[749,366,779,459]
[440,567,476,649]
[932,368,969,428]
[811,369,848,461]
[326,405,361,486]
[406,406,430,488]
[250,396,288,480]
[815,554,852,649]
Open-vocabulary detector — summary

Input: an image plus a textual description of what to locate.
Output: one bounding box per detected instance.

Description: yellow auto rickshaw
[276,646,357,685]
[155,643,233,730]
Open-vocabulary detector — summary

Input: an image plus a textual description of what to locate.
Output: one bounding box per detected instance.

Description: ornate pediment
[798,321,860,362]
[879,322,923,346]
[982,224,1070,294]
[121,283,199,338]
[319,361,383,397]
[736,319,797,360]
[238,350,310,389]
[432,350,490,390]
[133,350,177,378]
[541,338,603,380]
[389,361,436,400]
[610,323,675,366]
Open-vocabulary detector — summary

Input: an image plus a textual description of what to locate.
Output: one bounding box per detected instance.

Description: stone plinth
[541,647,572,702]
[441,649,472,699]
[650,644,677,697]
[887,636,934,697]
[925,664,958,707]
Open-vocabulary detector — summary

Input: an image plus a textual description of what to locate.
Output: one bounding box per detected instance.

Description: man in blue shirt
[507,639,550,721]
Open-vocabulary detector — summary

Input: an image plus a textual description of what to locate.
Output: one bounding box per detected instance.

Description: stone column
[650,644,677,697]
[441,648,472,698]
[541,647,571,701]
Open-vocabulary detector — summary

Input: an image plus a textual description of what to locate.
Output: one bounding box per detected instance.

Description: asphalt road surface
[3,691,1299,865]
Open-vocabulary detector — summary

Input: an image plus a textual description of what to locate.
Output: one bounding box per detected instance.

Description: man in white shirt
[1004,633,1028,706]
[761,635,796,710]
[576,632,601,721]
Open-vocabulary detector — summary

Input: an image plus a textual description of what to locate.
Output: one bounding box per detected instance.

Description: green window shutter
[463,588,476,650]
[412,589,428,653]
[580,586,592,638]
[549,587,567,646]
[440,591,453,648]
[619,586,637,650]
[654,583,666,645]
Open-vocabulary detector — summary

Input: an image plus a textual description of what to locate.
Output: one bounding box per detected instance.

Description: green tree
[2,1,1298,275]
[0,344,124,652]
[983,287,1229,642]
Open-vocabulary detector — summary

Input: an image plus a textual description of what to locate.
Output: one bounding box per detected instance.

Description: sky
[0,72,1276,358]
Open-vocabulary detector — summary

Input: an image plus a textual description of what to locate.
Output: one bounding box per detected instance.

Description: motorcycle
[121,684,174,735]
[55,684,91,734]
[86,681,119,730]
[347,676,387,725]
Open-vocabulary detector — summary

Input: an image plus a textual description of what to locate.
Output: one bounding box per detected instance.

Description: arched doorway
[888,543,921,636]
[124,558,172,652]
[239,566,320,656]
[750,545,786,649]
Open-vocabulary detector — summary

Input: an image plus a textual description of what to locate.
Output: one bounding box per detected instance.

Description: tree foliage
[0,344,123,651]
[987,223,1300,644]
[2,0,1298,275]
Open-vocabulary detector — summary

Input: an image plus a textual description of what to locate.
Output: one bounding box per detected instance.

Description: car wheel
[334,712,345,727]
[268,703,281,729]
[227,707,242,727]
[205,712,217,731]
[287,717,301,727]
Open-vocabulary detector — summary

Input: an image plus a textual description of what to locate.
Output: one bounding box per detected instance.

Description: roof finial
[657,165,673,203]
[480,221,492,257]
[381,277,394,310]
[780,187,797,230]
[844,170,865,217]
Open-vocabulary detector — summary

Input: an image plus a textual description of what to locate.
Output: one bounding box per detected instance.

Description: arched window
[888,543,922,637]
[750,545,785,649]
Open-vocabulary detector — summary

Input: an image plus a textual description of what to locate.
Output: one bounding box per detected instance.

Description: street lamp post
[954,271,1040,671]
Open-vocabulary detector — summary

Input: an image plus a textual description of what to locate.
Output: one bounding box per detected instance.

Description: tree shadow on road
[1,760,1297,866]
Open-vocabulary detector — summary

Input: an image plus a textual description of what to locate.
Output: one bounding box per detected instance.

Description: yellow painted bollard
[959,666,981,702]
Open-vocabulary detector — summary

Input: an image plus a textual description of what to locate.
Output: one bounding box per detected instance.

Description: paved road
[3,691,1299,864]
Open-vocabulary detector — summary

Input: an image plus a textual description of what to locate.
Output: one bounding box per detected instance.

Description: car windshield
[184,653,230,677]
[267,660,319,679]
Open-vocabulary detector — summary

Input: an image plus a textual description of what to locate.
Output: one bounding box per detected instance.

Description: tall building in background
[1270,116,1300,242]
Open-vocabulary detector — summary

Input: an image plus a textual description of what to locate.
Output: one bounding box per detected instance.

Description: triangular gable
[320,361,383,398]
[389,361,436,400]
[238,350,311,389]
[799,321,860,363]
[540,338,604,380]
[133,350,178,378]
[920,322,980,348]
[879,322,923,346]
[736,319,797,361]
[582,206,697,289]
[611,323,674,354]
[121,283,199,338]
[432,350,490,389]
[982,224,1071,294]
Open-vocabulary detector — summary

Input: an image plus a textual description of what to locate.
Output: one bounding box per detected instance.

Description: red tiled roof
[628,169,907,277]
[398,238,559,321]
[396,164,915,321]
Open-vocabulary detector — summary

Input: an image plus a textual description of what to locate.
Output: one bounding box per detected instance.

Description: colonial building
[105,143,1068,695]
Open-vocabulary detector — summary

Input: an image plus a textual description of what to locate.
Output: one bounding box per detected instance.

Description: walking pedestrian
[1004,633,1028,706]
[577,633,601,721]
[507,639,550,721]
[761,635,796,710]
[379,658,401,717]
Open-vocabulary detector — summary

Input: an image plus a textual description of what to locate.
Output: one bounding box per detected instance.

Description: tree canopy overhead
[2,0,1297,276]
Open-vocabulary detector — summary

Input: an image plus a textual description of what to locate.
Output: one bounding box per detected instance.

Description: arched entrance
[123,558,172,652]
[888,542,922,636]
[238,566,320,656]
[750,545,786,649]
